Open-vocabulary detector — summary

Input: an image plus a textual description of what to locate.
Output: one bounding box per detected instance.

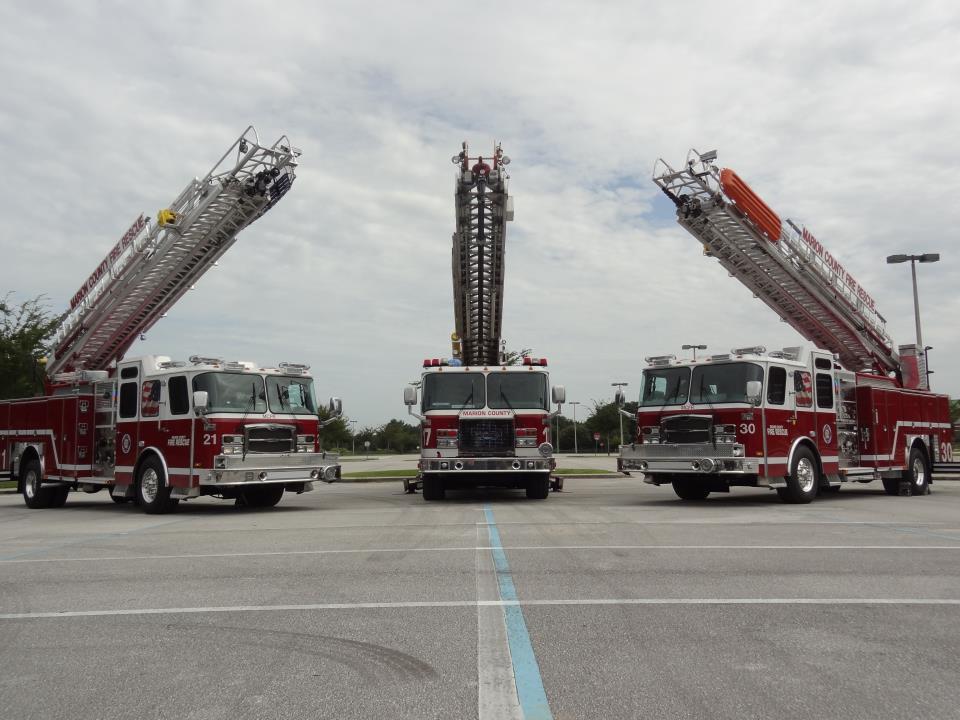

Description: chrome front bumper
[618,444,757,476]
[202,452,341,486]
[421,456,555,473]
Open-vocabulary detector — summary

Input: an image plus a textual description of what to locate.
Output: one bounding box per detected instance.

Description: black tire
[136,456,178,514]
[672,477,710,501]
[777,446,818,504]
[47,486,69,508]
[422,476,445,501]
[882,477,901,496]
[905,446,931,496]
[525,474,550,500]
[239,485,285,508]
[21,458,50,509]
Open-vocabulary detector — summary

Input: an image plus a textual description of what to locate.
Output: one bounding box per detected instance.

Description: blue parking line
[484,505,553,720]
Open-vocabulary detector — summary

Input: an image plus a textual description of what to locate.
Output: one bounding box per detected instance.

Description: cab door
[811,353,838,474]
[114,361,142,484]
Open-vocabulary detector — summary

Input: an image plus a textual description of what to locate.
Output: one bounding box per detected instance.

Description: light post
[886,253,939,350]
[348,419,357,455]
[569,401,581,454]
[682,343,707,361]
[611,382,628,448]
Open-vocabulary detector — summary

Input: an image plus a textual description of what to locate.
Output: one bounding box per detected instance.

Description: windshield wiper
[499,387,514,411]
[459,387,474,408]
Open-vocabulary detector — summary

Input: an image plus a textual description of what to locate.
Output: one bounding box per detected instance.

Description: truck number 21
[203,433,217,445]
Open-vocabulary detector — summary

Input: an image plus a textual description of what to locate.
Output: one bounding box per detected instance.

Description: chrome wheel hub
[140,468,160,503]
[912,458,926,487]
[24,470,39,499]
[796,458,815,493]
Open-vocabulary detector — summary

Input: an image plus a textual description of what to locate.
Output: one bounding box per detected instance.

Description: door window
[119,382,138,418]
[794,371,813,408]
[141,381,161,418]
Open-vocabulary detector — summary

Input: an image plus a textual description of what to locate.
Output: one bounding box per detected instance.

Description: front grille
[459,419,514,456]
[638,444,738,458]
[660,415,711,444]
[245,424,295,453]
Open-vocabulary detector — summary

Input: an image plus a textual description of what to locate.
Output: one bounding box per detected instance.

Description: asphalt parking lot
[1,477,959,720]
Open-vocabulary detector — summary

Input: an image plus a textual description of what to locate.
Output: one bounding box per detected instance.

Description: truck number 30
[739,423,756,434]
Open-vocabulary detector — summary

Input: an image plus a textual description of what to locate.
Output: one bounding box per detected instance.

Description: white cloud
[1,0,957,426]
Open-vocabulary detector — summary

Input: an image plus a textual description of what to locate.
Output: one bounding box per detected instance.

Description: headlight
[297,434,315,452]
[221,434,243,455]
[538,442,553,458]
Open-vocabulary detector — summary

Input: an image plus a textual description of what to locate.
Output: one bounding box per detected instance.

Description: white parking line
[476,524,523,719]
[2,597,958,620]
[1,544,958,565]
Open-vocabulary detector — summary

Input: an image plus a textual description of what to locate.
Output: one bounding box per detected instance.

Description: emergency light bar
[189,355,224,366]
[644,355,676,366]
[522,357,548,366]
[731,346,767,356]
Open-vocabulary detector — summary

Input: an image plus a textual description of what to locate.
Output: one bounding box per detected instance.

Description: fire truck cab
[1,355,341,513]
[618,346,952,503]
[404,358,565,500]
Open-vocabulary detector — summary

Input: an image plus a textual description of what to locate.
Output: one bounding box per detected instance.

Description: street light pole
[570,401,580,454]
[348,419,357,455]
[887,253,939,386]
[611,382,628,448]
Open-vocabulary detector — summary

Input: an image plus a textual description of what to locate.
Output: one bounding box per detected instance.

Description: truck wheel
[422,476,445,501]
[137,456,178,514]
[526,474,550,500]
[21,459,50,509]
[777,446,818,504]
[47,486,69,508]
[672,478,710,501]
[239,485,285,508]
[905,446,930,496]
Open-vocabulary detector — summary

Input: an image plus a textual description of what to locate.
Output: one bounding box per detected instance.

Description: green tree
[317,409,351,451]
[583,400,638,452]
[0,294,61,399]
[376,419,421,453]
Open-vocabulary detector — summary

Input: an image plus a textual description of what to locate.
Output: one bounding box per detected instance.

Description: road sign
[593,432,600,441]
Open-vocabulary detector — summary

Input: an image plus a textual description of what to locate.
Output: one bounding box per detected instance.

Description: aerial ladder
[651,149,927,385]
[49,126,299,377]
[450,142,514,366]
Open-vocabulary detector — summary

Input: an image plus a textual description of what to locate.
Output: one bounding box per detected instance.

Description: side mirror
[551,385,566,405]
[192,390,209,415]
[403,386,418,406]
[615,389,625,407]
[328,397,343,417]
[746,380,762,406]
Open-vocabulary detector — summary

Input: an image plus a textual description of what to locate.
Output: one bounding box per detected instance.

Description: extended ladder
[451,142,513,366]
[49,127,299,376]
[653,150,897,375]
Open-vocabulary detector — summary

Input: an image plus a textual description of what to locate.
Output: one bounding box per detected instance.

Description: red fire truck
[618,149,956,503]
[403,144,565,500]
[0,128,341,513]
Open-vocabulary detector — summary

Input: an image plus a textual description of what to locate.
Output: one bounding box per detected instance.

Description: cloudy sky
[1,1,957,428]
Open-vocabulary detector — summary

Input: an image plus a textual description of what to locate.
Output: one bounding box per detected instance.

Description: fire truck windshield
[690,363,764,405]
[267,376,318,415]
[640,368,690,407]
[192,372,267,414]
[422,373,485,411]
[488,373,549,410]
